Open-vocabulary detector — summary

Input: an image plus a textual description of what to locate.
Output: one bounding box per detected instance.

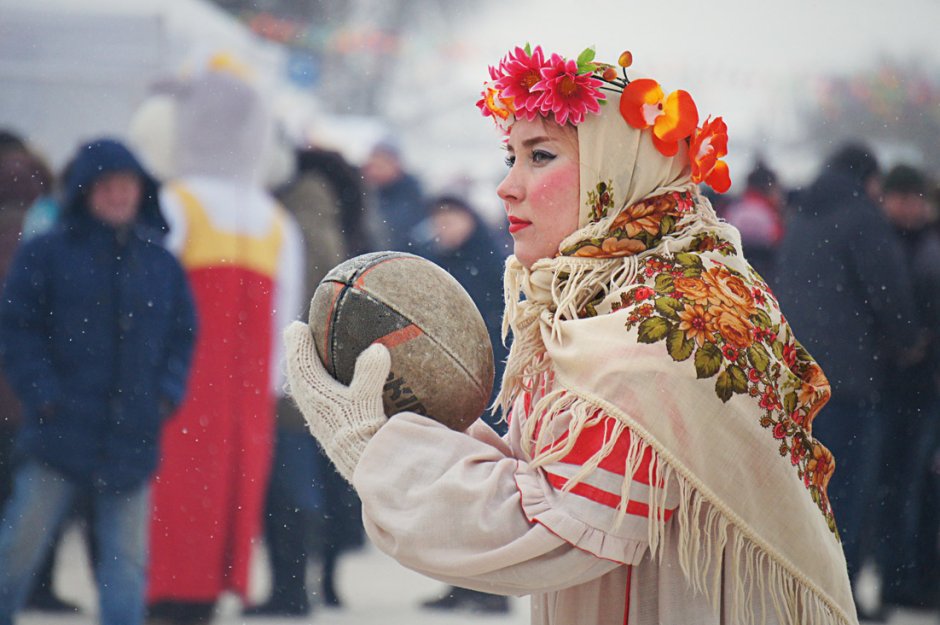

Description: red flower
[751,288,767,305]
[722,345,739,361]
[773,422,787,439]
[760,388,782,411]
[494,46,547,120]
[531,53,605,125]
[748,368,762,382]
[790,442,806,465]
[690,116,731,193]
[634,286,655,301]
[782,343,798,369]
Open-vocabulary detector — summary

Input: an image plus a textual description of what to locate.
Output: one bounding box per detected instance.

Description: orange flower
[806,443,835,492]
[620,79,699,157]
[690,116,731,193]
[700,266,756,317]
[677,303,716,346]
[799,363,831,427]
[611,197,673,238]
[571,237,646,258]
[674,276,711,303]
[712,307,754,349]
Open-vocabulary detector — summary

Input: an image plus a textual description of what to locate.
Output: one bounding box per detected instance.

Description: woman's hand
[283,321,390,482]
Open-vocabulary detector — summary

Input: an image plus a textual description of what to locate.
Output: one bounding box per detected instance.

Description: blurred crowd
[718,147,940,621]
[0,55,937,625]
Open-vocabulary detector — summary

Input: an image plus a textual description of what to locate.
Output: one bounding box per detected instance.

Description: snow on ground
[19,524,528,624]
[16,524,936,624]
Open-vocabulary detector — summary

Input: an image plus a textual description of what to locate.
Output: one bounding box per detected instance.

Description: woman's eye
[531,150,555,164]
[504,154,516,168]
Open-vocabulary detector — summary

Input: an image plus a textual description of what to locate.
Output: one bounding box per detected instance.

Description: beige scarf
[498,94,856,625]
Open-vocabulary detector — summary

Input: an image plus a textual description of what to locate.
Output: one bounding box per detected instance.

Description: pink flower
[494,46,547,120]
[531,53,605,125]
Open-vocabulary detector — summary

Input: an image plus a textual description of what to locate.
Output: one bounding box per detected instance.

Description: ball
[309,251,496,431]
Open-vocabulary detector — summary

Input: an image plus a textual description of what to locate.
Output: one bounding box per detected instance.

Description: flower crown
[478,45,731,193]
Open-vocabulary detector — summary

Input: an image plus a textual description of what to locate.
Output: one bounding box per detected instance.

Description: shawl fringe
[518,387,852,625]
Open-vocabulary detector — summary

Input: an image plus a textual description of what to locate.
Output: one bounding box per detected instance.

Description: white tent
[0,0,288,169]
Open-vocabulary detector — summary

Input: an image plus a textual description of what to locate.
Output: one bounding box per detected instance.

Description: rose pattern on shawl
[609,233,837,534]
[561,190,695,259]
[586,180,616,221]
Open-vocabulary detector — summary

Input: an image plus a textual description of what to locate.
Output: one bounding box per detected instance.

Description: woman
[284,46,857,625]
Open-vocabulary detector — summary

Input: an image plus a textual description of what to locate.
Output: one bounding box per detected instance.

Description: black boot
[421,586,510,614]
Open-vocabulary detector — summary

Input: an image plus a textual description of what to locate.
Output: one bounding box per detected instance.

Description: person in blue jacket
[0,138,196,625]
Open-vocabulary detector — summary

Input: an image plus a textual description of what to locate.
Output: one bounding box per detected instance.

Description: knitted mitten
[283,321,389,482]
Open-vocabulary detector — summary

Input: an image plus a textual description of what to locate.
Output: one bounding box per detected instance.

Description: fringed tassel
[512,385,852,625]
[671,466,852,625]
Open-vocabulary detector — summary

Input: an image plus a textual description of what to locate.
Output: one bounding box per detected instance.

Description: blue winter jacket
[0,139,197,492]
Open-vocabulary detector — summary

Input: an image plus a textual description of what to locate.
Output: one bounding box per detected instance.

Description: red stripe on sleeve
[545,472,675,520]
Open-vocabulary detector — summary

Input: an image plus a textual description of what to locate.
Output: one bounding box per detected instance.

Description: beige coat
[355,411,785,625]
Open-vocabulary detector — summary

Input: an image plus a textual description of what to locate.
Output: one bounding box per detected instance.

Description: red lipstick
[508,216,531,234]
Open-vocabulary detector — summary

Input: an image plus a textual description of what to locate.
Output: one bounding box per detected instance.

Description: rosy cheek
[531,166,579,214]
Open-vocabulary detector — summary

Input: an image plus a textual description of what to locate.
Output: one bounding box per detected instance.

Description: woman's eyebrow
[521,136,552,149]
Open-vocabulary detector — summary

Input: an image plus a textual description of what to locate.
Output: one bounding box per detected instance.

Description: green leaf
[747,343,771,372]
[577,47,596,67]
[694,342,722,379]
[715,369,734,402]
[655,297,683,320]
[771,340,784,360]
[659,214,676,236]
[753,309,773,329]
[676,252,703,268]
[727,364,748,393]
[524,42,532,55]
[637,317,670,343]
[783,391,798,416]
[666,328,694,361]
[654,273,674,293]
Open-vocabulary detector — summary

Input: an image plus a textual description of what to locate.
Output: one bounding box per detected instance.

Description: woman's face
[497,118,580,269]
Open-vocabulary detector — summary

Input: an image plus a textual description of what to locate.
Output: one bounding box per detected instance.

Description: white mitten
[284,321,390,482]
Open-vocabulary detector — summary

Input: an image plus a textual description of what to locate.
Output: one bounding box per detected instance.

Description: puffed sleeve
[354,412,627,595]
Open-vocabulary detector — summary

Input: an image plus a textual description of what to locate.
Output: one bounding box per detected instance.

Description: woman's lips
[508,216,531,234]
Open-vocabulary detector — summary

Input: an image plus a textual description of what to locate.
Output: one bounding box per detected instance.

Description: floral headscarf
[484,46,857,625]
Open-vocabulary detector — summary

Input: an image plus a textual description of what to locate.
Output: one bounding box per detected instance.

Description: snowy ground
[16,525,936,625]
[19,525,528,625]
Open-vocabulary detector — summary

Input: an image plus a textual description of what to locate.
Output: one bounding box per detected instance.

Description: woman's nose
[496,168,521,203]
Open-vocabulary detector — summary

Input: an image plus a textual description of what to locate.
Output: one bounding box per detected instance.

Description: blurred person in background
[0,138,196,625]
[413,193,510,614]
[721,160,785,286]
[146,55,304,625]
[362,140,425,252]
[774,143,922,619]
[876,164,940,613]
[245,145,372,617]
[0,130,85,615]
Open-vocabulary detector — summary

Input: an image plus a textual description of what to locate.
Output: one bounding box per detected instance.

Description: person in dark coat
[875,164,940,611]
[414,194,511,614]
[773,143,922,616]
[0,131,85,615]
[246,147,374,616]
[362,141,425,251]
[0,138,196,625]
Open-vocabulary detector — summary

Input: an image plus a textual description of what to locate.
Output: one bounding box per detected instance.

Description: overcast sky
[387,0,940,194]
